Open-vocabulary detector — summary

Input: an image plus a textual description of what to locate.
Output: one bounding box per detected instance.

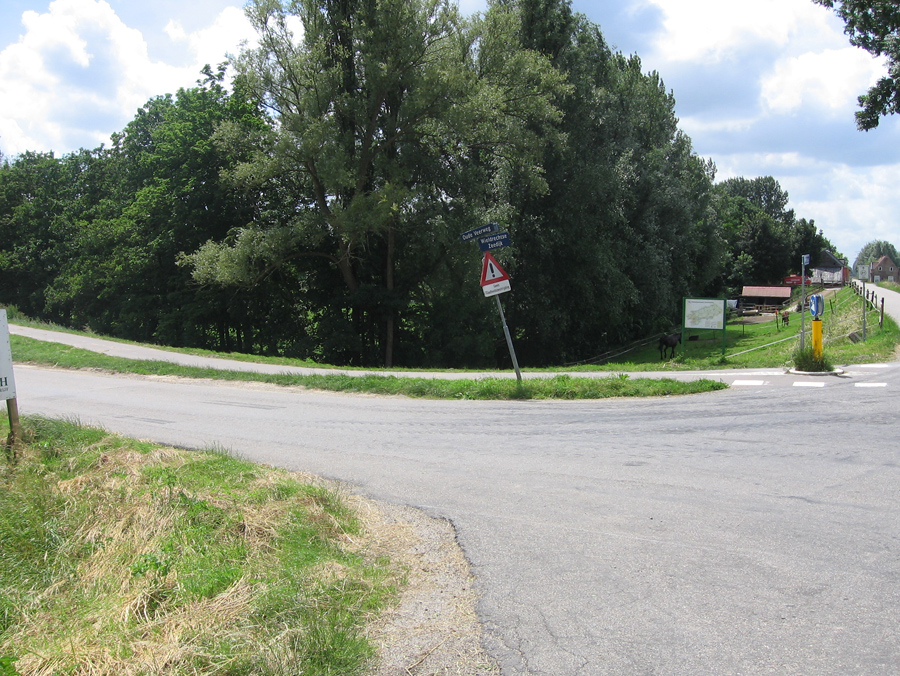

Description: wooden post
[6,397,21,454]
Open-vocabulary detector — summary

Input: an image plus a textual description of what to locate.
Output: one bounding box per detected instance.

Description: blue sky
[1,0,898,264]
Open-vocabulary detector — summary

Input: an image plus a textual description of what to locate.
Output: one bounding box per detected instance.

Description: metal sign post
[479,252,521,382]
[461,226,522,383]
[494,295,522,382]
[800,254,809,350]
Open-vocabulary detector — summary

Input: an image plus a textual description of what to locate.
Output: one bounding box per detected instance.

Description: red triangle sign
[480,252,510,286]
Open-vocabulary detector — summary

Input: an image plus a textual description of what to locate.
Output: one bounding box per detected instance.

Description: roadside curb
[787,368,845,376]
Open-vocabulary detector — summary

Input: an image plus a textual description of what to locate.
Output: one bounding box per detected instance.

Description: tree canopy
[0,0,841,368]
[853,239,900,269]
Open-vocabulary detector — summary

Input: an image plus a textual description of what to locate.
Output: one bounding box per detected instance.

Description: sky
[1,0,898,264]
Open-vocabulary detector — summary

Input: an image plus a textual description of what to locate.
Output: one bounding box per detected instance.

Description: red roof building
[869,255,898,283]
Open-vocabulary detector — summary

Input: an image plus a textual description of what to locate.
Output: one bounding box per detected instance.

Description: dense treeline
[0,0,840,367]
[853,240,900,270]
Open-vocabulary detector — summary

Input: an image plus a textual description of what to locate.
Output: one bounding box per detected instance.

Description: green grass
[0,417,395,676]
[563,286,898,370]
[6,286,897,398]
[8,335,727,399]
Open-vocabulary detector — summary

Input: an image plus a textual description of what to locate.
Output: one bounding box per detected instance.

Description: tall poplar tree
[184,0,565,366]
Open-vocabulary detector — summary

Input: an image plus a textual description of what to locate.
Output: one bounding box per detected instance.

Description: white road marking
[793,382,825,388]
[855,383,888,388]
[732,380,766,386]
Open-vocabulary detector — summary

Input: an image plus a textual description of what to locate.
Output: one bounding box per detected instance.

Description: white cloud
[0,0,256,156]
[166,6,255,70]
[761,47,885,114]
[640,0,840,63]
[791,164,900,259]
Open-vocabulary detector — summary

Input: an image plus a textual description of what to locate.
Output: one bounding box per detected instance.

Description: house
[739,286,793,314]
[869,255,898,283]
[810,250,849,285]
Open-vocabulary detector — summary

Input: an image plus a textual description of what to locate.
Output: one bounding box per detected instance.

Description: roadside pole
[494,295,522,382]
[479,252,521,383]
[862,279,867,341]
[460,225,522,383]
[810,294,824,361]
[800,254,809,351]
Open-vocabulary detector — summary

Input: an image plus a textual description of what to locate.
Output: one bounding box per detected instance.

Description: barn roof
[741,286,792,298]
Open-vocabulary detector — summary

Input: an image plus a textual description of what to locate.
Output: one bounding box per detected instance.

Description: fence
[851,281,885,328]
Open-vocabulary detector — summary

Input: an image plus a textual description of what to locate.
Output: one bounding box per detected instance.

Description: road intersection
[7,284,900,675]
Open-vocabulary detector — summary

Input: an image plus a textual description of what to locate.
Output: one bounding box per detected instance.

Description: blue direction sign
[460,222,499,242]
[809,293,824,318]
[478,231,510,252]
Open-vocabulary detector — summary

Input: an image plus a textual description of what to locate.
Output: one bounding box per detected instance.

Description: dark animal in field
[658,333,681,360]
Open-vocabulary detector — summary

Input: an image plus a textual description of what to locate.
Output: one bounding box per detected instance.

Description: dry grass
[0,420,400,676]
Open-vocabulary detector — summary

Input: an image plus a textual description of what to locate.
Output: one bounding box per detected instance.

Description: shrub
[792,347,833,372]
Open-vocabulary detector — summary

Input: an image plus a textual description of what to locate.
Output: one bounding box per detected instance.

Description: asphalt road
[11,354,900,676]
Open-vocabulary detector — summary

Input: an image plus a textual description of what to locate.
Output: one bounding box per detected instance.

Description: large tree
[813,0,900,129]
[492,1,724,364]
[18,68,273,351]
[184,0,565,366]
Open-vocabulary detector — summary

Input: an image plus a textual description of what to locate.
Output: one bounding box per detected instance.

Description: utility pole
[800,254,809,350]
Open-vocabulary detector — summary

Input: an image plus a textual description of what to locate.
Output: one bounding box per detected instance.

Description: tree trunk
[384,225,395,368]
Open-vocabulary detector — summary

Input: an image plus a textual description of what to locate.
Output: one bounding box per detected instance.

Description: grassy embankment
[6,285,898,398]
[564,285,899,370]
[0,416,395,676]
[7,333,726,400]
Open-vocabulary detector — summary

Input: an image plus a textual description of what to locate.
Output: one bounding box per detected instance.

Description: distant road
[851,278,900,325]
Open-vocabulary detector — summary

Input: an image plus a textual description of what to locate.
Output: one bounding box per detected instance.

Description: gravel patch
[349,496,500,676]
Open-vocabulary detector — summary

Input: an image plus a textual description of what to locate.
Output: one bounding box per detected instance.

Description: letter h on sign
[0,377,7,388]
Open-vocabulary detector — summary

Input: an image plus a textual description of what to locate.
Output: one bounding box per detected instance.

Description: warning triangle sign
[480,252,510,286]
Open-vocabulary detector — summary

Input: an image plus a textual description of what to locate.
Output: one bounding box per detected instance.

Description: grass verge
[0,416,397,676]
[8,335,727,399]
[6,285,899,378]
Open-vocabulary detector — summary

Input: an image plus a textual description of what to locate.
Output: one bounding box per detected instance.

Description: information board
[0,310,16,401]
[684,298,726,330]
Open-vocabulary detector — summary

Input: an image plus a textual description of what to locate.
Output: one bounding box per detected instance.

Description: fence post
[881,298,885,328]
[862,280,867,341]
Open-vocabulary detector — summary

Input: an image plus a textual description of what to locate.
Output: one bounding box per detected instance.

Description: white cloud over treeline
[0,0,255,156]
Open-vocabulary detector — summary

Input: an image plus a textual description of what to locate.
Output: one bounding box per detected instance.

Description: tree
[184,0,565,367]
[0,151,73,318]
[790,218,843,269]
[35,68,274,351]
[497,2,724,363]
[718,176,794,225]
[813,0,900,129]
[853,239,900,269]
[716,192,792,287]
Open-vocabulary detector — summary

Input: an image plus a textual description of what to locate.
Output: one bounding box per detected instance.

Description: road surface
[11,351,900,675]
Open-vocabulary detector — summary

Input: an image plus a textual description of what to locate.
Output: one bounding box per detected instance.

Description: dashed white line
[855,383,888,388]
[793,382,825,388]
